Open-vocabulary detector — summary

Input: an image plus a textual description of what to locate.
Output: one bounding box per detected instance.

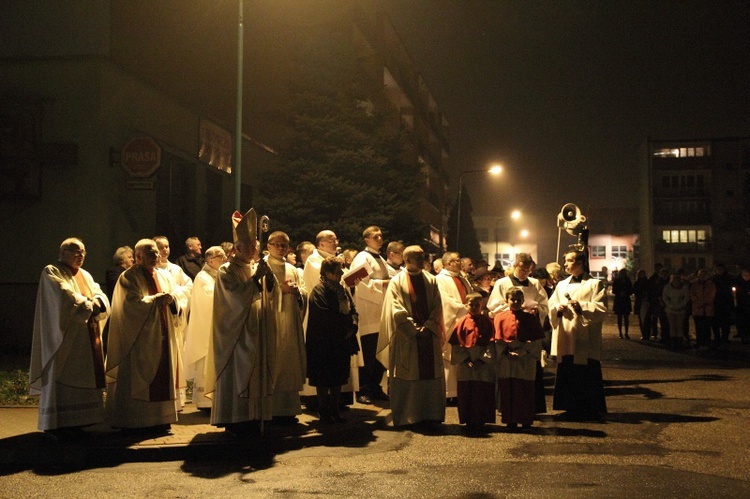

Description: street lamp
[456,165,502,250]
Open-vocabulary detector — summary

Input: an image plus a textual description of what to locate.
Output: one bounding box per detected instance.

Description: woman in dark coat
[305,257,359,423]
[612,268,634,339]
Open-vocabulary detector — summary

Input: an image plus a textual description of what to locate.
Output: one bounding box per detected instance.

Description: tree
[256,27,424,249]
[446,185,482,260]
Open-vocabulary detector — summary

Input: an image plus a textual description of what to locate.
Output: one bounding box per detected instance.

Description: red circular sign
[121,137,161,177]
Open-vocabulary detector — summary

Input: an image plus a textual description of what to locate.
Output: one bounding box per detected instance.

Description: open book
[343,259,373,287]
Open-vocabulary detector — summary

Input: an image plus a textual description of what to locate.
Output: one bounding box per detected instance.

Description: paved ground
[0,315,750,468]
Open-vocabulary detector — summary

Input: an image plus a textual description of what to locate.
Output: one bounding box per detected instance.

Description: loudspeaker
[557,203,587,235]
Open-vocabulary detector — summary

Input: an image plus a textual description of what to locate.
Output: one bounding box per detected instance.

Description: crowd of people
[609,263,750,351]
[30,210,745,440]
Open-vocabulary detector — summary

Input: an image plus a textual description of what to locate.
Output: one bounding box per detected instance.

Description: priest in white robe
[435,251,472,400]
[378,245,445,427]
[105,239,186,432]
[30,238,110,436]
[208,209,274,436]
[549,249,608,421]
[350,226,390,404]
[154,235,193,407]
[264,231,307,423]
[183,246,226,410]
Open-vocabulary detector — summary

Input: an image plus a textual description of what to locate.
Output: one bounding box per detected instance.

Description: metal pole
[234,0,243,211]
[455,174,463,252]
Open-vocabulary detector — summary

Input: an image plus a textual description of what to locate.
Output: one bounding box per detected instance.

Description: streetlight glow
[511,210,521,220]
[456,163,506,250]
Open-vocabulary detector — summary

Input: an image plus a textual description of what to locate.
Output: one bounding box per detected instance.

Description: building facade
[0,0,449,351]
[643,138,750,274]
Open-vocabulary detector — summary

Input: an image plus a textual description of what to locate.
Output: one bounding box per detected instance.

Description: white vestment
[549,276,606,363]
[209,256,273,425]
[487,275,549,326]
[159,260,193,407]
[378,270,446,426]
[266,255,307,417]
[30,264,110,431]
[435,269,472,398]
[183,265,217,409]
[105,266,186,428]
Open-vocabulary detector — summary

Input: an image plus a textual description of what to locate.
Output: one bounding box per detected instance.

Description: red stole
[142,268,172,402]
[451,275,468,303]
[407,272,435,380]
[73,270,105,389]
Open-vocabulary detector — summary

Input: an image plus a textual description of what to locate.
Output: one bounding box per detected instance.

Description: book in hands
[343,260,373,287]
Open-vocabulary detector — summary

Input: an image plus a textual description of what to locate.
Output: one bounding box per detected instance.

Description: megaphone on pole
[557,203,587,235]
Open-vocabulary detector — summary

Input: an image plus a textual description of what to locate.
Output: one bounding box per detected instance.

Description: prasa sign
[121,137,161,177]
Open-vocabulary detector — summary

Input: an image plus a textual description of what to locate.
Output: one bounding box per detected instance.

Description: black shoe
[45,427,89,440]
[271,416,299,426]
[356,394,372,404]
[372,390,390,401]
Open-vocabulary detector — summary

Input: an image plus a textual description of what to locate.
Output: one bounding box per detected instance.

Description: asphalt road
[1,313,748,498]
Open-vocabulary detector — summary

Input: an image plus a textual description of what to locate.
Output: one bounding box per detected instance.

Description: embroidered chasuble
[73,270,106,389]
[408,273,435,380]
[143,268,172,401]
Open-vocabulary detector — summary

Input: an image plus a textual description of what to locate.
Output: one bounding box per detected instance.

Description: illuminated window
[652,146,709,158]
[612,246,628,258]
[591,246,606,258]
[662,229,708,244]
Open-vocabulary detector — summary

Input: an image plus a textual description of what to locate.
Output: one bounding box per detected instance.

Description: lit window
[697,230,706,242]
[688,230,696,243]
[679,230,688,243]
[662,230,671,242]
[591,246,606,258]
[696,147,704,157]
[612,246,628,258]
[671,230,679,242]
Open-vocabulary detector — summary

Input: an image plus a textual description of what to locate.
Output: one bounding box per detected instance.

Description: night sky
[382,0,750,224]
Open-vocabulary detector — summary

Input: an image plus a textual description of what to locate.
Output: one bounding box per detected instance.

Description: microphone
[336,246,342,255]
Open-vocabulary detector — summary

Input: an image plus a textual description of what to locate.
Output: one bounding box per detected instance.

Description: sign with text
[198,119,232,173]
[121,137,161,177]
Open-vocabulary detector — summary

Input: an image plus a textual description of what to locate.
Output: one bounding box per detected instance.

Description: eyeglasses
[268,242,289,249]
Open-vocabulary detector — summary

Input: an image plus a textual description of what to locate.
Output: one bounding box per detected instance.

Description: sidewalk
[0,402,391,468]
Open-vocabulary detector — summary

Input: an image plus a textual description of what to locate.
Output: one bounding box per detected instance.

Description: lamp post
[234,0,244,211]
[456,165,502,251]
